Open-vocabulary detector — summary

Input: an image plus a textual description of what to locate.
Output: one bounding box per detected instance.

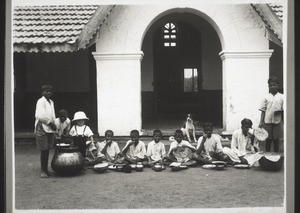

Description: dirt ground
[14,140,285,210]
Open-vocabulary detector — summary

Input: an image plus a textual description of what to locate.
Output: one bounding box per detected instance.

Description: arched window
[162,22,177,47]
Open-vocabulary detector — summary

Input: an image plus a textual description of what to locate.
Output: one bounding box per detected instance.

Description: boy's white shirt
[259,92,284,124]
[231,129,252,157]
[96,141,120,160]
[69,125,93,137]
[196,134,223,154]
[54,118,71,139]
[168,140,195,155]
[147,140,166,161]
[122,140,146,159]
[34,96,56,133]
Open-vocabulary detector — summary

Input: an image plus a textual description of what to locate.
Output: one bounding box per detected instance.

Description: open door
[153,22,202,119]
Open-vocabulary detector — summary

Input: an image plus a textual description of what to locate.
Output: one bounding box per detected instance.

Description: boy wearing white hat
[69,111,94,158]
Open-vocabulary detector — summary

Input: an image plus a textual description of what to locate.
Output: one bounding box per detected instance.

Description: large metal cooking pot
[51,146,84,176]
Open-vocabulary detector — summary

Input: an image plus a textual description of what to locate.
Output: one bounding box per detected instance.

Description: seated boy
[147,130,166,167]
[122,130,148,164]
[84,140,100,167]
[193,122,227,165]
[95,130,125,165]
[69,111,94,158]
[223,118,263,166]
[167,130,197,166]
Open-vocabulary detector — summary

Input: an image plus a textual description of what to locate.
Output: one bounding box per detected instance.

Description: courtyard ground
[13,139,285,211]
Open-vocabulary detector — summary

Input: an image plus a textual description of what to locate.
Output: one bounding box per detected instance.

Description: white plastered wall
[93,4,271,135]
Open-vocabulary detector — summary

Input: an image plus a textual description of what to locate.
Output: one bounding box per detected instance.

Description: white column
[220,50,273,132]
[93,52,144,136]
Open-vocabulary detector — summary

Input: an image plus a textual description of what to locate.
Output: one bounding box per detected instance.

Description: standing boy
[34,85,57,178]
[259,76,284,152]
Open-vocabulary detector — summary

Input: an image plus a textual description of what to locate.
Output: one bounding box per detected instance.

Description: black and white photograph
[5,0,295,212]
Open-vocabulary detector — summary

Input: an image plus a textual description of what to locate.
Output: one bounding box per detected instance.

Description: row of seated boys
[55,109,260,168]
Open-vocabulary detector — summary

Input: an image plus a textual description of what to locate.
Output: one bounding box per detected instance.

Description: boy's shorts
[35,122,54,151]
[263,122,283,140]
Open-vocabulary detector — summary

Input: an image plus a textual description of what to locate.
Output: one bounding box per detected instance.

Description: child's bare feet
[40,171,49,178]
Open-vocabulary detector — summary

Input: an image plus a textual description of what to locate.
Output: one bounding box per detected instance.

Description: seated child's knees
[222,154,230,161]
[192,152,200,159]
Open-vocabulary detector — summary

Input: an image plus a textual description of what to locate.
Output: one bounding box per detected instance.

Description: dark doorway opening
[13,45,98,134]
[153,22,202,120]
[269,41,283,93]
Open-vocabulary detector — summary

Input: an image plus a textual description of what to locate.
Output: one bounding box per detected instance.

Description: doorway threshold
[141,117,225,137]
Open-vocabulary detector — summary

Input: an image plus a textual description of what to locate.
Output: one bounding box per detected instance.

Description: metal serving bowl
[153,164,162,172]
[211,161,226,170]
[93,162,109,173]
[136,163,144,172]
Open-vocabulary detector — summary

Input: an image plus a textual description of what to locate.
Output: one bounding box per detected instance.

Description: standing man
[259,76,284,152]
[34,85,57,178]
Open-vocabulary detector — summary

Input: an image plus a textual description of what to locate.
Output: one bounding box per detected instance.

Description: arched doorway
[141,12,222,131]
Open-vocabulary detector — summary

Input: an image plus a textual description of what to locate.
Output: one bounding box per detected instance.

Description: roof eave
[76,5,115,50]
[251,4,283,46]
[14,43,78,53]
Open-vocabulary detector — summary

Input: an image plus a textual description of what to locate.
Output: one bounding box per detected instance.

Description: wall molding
[219,50,274,60]
[92,52,144,61]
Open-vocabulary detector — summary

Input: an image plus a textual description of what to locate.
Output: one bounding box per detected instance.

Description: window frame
[183,67,198,93]
[162,22,178,47]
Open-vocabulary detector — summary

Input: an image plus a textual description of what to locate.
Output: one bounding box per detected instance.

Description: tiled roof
[269,3,283,21]
[13,5,114,52]
[14,4,282,52]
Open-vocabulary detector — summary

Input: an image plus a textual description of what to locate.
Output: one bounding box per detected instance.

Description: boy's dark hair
[175,129,183,135]
[241,118,253,126]
[130,130,139,136]
[268,76,279,85]
[203,122,213,129]
[41,84,53,93]
[153,129,162,135]
[58,109,68,117]
[105,130,114,136]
